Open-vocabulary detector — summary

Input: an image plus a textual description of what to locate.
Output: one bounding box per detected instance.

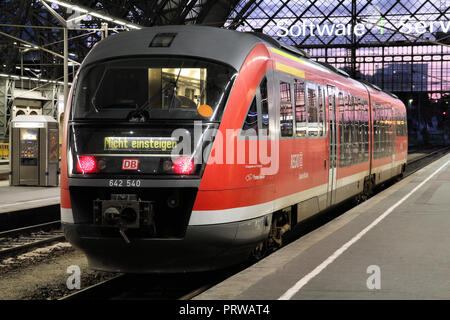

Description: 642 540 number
[108,179,141,187]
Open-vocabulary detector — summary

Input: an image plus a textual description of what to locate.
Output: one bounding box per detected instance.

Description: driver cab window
[241,76,270,137]
[242,97,258,135]
[149,68,207,109]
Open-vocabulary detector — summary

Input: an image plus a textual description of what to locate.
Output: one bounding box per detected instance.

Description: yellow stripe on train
[274,61,305,79]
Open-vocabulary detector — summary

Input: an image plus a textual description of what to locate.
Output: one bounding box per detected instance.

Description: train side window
[348,94,355,166]
[318,86,325,136]
[241,76,270,138]
[241,97,258,136]
[380,105,385,157]
[352,95,357,165]
[307,86,318,136]
[404,114,407,136]
[401,111,405,136]
[403,113,407,136]
[361,99,365,162]
[342,93,350,167]
[382,106,388,157]
[260,77,269,133]
[349,95,356,165]
[379,104,385,158]
[363,99,369,161]
[280,81,294,137]
[356,97,363,163]
[338,92,345,167]
[381,105,386,157]
[400,111,404,136]
[382,107,385,156]
[395,110,400,136]
[294,79,307,137]
[353,97,359,164]
[373,102,380,159]
[385,106,390,157]
[388,106,393,155]
[386,106,391,157]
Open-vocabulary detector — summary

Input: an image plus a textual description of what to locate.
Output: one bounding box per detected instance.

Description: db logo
[122,159,139,170]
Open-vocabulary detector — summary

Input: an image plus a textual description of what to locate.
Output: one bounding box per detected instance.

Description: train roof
[82,25,264,71]
[82,25,322,73]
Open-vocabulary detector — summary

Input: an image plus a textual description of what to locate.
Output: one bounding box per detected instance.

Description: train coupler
[93,194,155,242]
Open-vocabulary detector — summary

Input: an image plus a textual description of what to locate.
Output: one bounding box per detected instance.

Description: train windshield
[71,57,237,121]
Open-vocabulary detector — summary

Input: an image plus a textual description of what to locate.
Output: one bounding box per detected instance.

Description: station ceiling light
[15,66,41,73]
[42,0,142,30]
[0,73,72,85]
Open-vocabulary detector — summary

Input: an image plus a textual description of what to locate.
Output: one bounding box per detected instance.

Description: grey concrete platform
[0,181,59,214]
[196,152,450,300]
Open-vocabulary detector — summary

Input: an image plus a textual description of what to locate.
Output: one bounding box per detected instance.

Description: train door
[367,93,373,174]
[275,72,295,196]
[392,106,396,166]
[391,106,397,178]
[326,85,337,207]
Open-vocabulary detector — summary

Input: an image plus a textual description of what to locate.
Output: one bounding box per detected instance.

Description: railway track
[58,146,450,300]
[0,221,65,258]
[60,270,237,300]
[404,146,450,177]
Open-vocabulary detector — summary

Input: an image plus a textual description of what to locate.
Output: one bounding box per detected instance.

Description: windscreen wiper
[90,67,107,113]
[132,73,179,114]
[128,65,185,121]
[167,64,184,112]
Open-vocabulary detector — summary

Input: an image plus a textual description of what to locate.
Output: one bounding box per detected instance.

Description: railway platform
[196,152,450,300]
[0,180,60,231]
[0,182,59,214]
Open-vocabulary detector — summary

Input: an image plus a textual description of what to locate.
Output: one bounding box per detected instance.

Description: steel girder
[1,0,449,96]
[225,0,450,95]
[0,0,233,82]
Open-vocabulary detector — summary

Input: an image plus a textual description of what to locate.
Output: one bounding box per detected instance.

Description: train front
[60,27,259,273]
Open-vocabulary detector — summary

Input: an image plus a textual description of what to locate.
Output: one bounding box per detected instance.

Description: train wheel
[361,176,374,202]
[268,209,292,249]
[250,240,268,261]
[397,164,406,181]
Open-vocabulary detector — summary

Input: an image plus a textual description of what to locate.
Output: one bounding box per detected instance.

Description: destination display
[104,137,178,152]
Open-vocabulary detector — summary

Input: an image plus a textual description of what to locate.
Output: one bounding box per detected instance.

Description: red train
[60,26,407,273]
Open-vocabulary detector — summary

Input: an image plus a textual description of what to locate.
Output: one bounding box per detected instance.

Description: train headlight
[97,159,107,170]
[173,157,194,175]
[162,159,173,172]
[76,155,97,174]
